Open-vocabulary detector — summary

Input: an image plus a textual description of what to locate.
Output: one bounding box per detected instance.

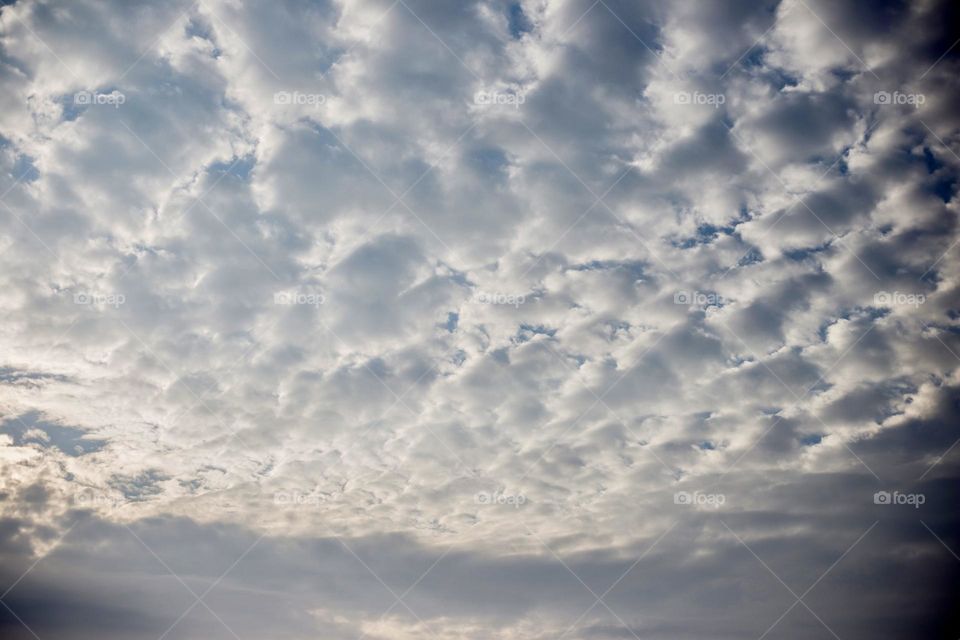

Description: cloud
[1,0,959,637]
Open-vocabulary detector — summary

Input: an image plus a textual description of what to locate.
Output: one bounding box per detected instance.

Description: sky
[0,0,959,638]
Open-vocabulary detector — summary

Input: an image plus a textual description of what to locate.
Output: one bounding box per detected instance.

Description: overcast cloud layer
[1,0,960,638]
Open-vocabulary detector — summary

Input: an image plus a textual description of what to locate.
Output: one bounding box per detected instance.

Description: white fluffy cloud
[2,0,959,638]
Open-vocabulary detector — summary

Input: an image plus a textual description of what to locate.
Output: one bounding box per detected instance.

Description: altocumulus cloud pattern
[0,0,959,638]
